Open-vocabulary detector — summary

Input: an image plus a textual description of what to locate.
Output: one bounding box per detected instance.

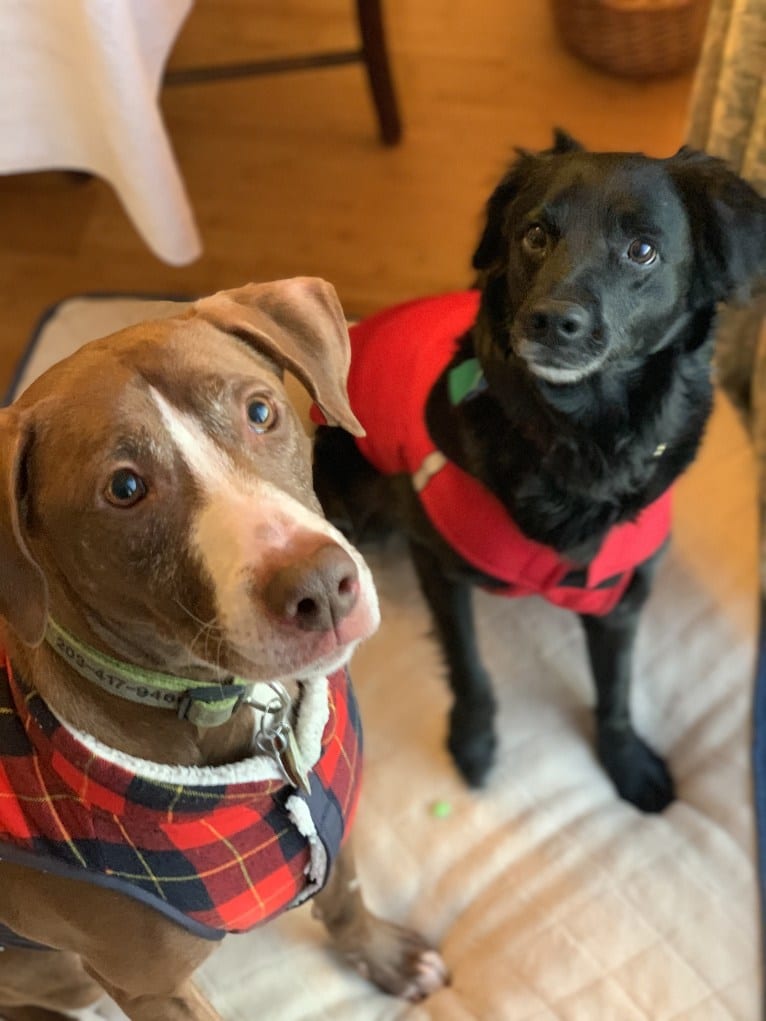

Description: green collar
[44,618,255,728]
[448,357,488,405]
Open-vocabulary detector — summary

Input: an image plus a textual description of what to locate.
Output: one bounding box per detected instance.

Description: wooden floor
[0,0,697,391]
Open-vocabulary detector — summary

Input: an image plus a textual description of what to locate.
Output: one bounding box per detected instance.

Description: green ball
[430,799,453,819]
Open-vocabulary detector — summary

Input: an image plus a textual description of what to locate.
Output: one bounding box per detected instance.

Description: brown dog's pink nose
[264,543,360,632]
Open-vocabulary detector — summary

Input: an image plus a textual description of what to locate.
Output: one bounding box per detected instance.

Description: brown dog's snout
[525,299,593,345]
[264,542,360,632]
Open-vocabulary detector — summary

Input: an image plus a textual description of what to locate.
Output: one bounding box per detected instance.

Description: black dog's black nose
[526,300,592,344]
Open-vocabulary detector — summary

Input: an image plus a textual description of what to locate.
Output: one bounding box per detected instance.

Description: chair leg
[355,0,402,145]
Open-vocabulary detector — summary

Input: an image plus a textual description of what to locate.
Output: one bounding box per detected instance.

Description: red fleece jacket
[331,291,672,616]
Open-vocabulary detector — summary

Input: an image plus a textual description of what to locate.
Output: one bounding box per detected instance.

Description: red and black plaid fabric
[0,652,362,943]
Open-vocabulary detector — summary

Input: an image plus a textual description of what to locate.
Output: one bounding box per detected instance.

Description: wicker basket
[550,0,711,78]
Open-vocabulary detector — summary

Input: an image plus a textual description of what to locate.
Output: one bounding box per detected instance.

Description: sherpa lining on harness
[0,653,362,946]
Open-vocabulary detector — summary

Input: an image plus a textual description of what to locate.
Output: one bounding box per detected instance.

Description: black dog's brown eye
[523,224,548,252]
[247,397,277,434]
[105,469,147,507]
[627,239,657,265]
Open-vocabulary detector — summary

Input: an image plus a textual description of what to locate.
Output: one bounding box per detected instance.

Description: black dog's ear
[551,128,584,154]
[472,158,530,272]
[473,132,585,271]
[666,146,766,305]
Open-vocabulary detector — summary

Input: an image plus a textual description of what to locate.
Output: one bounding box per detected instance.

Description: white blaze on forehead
[149,386,233,484]
[148,382,287,596]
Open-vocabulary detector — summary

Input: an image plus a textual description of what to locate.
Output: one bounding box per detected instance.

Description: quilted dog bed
[6,295,760,1020]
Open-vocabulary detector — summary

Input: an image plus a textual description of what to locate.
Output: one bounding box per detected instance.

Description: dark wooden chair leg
[355,0,402,145]
[165,2,404,145]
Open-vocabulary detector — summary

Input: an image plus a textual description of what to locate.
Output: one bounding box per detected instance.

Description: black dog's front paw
[598,726,675,813]
[447,696,497,788]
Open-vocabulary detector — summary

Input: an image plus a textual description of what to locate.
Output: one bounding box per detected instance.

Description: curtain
[686,5,766,1013]
[686,0,765,558]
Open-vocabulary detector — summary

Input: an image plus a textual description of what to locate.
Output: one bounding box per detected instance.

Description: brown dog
[0,278,447,1021]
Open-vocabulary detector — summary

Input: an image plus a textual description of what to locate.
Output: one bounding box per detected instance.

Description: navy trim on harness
[300,747,352,874]
[0,920,49,952]
[0,843,225,945]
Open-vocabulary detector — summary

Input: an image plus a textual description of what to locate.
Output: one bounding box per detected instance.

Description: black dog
[313,132,766,812]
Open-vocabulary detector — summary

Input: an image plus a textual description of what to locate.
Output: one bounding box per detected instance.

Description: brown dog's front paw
[343,919,449,1001]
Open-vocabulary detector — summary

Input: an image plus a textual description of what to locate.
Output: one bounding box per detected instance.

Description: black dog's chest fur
[425,319,715,564]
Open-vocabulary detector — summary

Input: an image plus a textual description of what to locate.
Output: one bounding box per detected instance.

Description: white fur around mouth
[516,338,605,385]
[526,360,592,384]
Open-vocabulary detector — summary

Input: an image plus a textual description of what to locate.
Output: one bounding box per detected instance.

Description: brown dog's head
[472,130,766,386]
[0,277,378,685]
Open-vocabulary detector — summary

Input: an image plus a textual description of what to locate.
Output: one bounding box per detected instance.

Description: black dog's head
[472,131,766,386]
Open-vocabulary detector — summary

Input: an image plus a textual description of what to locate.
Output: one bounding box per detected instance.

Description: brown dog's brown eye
[523,224,548,253]
[627,239,657,265]
[247,397,277,434]
[105,469,147,507]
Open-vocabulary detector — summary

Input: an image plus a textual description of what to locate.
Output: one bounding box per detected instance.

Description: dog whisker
[173,596,229,669]
[173,597,221,632]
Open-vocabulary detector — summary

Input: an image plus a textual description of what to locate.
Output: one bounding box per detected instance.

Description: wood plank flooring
[0,0,696,389]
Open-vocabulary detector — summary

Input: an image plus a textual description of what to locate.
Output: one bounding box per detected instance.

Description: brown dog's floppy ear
[195,277,363,435]
[0,409,48,646]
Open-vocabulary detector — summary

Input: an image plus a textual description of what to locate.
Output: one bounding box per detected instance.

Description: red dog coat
[0,651,362,948]
[320,291,671,616]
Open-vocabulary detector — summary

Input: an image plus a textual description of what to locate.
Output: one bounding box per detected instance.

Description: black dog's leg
[580,547,674,812]
[313,427,397,543]
[409,539,496,787]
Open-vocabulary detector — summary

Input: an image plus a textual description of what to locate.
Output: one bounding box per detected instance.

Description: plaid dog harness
[320,291,671,616]
[0,651,362,948]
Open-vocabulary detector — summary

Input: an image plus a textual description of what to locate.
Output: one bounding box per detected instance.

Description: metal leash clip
[246,683,311,795]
